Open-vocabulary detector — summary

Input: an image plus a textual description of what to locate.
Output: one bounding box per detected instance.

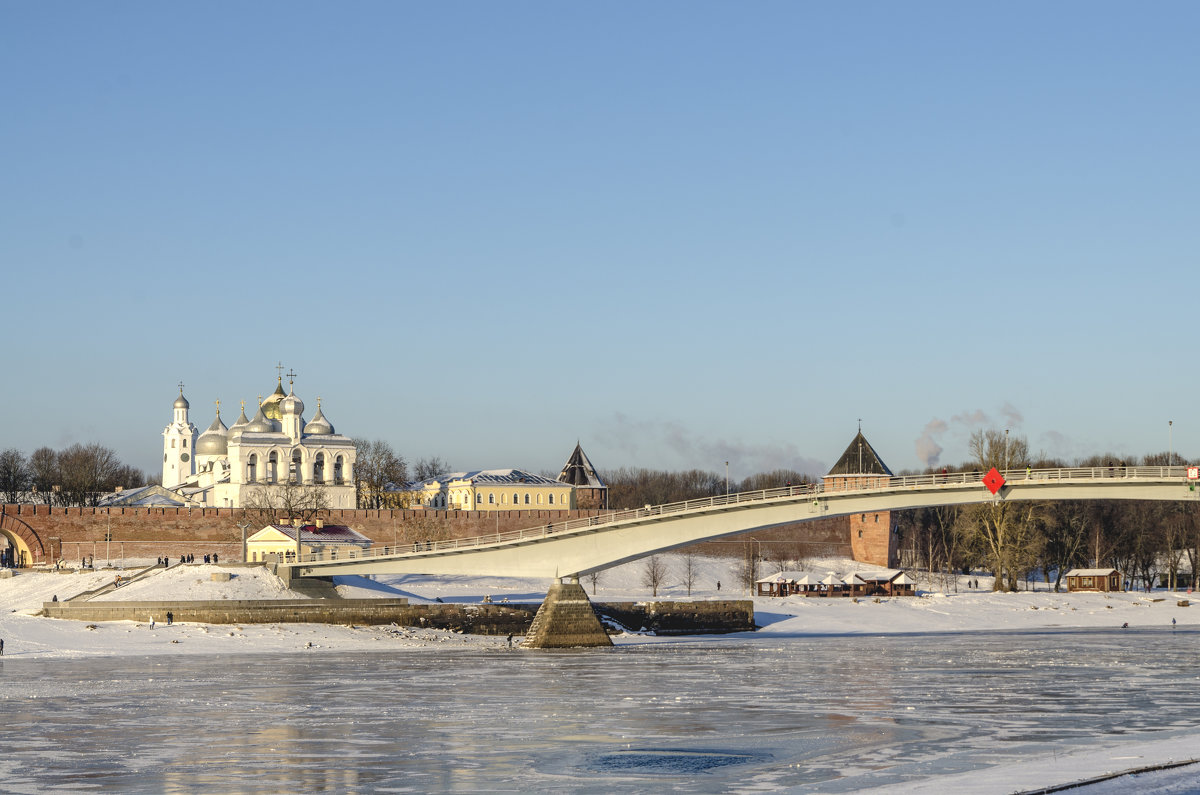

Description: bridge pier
[521,578,612,649]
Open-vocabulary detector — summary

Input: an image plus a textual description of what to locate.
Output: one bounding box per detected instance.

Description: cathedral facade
[162,377,357,509]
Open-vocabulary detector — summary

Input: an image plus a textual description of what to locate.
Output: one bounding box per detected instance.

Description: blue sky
[3,2,1198,480]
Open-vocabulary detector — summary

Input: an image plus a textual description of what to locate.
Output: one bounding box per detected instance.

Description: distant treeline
[898,431,1200,592]
[600,468,814,509]
[0,445,150,506]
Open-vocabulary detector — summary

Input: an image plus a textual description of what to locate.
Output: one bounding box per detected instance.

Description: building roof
[257,523,372,545]
[96,485,189,508]
[557,443,607,488]
[851,570,903,584]
[827,431,893,477]
[406,469,569,490]
[1064,568,1120,577]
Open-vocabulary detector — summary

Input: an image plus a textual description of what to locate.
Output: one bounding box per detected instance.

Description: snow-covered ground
[3,554,1196,659]
[3,554,1199,793]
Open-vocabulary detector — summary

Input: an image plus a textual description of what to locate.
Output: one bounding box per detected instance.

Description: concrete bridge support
[521,579,612,649]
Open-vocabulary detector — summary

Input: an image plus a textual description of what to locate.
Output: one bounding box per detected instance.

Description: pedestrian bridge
[281,465,1198,581]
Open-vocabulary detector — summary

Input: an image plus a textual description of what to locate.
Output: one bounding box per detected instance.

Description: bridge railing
[291,465,1192,565]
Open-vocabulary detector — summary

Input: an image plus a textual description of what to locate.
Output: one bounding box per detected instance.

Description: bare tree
[57,443,121,506]
[585,569,603,595]
[641,555,669,597]
[353,439,408,509]
[680,552,700,596]
[0,449,30,503]
[959,429,1045,591]
[28,447,59,504]
[765,541,802,574]
[732,540,761,594]
[413,456,451,482]
[243,482,331,525]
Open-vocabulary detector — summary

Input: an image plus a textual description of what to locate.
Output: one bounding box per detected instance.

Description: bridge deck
[283,466,1195,580]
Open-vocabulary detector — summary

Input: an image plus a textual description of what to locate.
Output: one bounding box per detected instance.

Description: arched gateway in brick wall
[0,509,46,567]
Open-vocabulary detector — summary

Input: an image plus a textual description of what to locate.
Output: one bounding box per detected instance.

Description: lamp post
[238,521,251,562]
[725,462,730,496]
[1169,420,1174,468]
[1005,429,1010,473]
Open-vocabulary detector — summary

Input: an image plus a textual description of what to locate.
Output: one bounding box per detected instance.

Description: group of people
[156,553,219,566]
[148,611,174,630]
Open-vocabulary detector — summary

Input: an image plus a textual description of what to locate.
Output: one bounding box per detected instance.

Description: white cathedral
[162,375,357,509]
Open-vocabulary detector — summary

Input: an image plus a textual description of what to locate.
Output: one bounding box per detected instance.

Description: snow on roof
[260,524,372,545]
[95,486,188,508]
[755,570,810,584]
[1064,568,1120,577]
[404,469,568,490]
[852,570,902,583]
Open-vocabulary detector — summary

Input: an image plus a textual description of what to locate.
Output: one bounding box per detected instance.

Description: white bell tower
[163,382,198,488]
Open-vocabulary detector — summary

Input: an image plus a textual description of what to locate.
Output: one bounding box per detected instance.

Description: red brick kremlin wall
[2,504,861,566]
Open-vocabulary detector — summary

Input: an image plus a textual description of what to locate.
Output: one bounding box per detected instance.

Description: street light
[725,462,730,495]
[1169,420,1174,468]
[1005,429,1010,473]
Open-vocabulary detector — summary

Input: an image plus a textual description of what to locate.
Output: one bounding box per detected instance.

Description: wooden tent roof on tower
[827,431,893,477]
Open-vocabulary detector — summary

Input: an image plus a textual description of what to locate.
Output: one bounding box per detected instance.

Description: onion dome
[174,391,190,410]
[196,412,229,456]
[280,386,305,418]
[244,403,279,434]
[228,402,251,438]
[261,378,288,421]
[303,398,334,435]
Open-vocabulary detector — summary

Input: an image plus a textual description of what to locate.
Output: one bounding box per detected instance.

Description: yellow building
[245,519,372,562]
[406,469,575,511]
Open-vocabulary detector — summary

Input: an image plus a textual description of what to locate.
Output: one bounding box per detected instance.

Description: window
[314,453,325,484]
[489,493,495,504]
[171,439,176,448]
[477,493,482,504]
[291,450,302,484]
[334,456,344,485]
[549,494,554,505]
[268,451,278,483]
[247,454,257,482]
[183,439,187,448]
[512,492,518,505]
[524,494,530,505]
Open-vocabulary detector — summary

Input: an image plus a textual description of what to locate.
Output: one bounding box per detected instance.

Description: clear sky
[3,2,1198,481]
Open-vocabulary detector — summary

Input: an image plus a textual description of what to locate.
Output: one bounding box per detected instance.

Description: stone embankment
[42,597,755,637]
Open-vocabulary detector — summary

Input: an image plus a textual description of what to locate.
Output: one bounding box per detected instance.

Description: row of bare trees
[352,438,451,509]
[601,467,813,509]
[0,445,148,506]
[899,429,1200,591]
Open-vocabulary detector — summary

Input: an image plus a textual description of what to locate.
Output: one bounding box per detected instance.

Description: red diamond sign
[982,467,1006,495]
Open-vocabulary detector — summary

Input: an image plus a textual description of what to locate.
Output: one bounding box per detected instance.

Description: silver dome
[244,405,279,434]
[281,390,305,417]
[196,414,229,456]
[303,405,334,435]
[174,393,190,410]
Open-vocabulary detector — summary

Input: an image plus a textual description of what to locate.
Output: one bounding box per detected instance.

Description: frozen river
[1,627,1198,793]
